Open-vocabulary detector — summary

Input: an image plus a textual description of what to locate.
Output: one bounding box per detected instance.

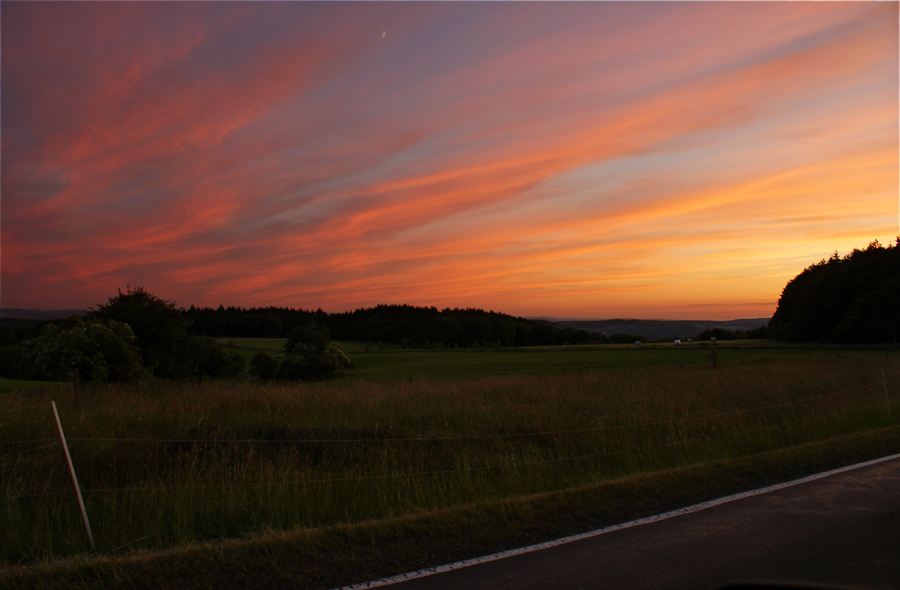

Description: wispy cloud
[2,2,896,318]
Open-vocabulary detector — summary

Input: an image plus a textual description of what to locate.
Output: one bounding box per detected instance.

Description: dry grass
[1,351,897,565]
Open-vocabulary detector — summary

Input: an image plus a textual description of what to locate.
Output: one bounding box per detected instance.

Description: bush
[248,325,352,382]
[22,318,147,382]
[197,338,246,379]
[284,324,330,356]
[275,354,313,381]
[249,352,279,382]
[92,286,198,378]
[278,325,352,381]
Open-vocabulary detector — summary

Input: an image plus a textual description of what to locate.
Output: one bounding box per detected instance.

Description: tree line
[7,237,893,386]
[184,303,610,348]
[767,238,900,343]
[0,291,610,384]
[0,287,247,383]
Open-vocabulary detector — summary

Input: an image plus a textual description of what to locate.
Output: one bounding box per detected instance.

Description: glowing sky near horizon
[2,2,897,319]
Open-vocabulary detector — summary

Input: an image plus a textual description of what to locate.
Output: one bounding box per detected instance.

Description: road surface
[353,455,900,590]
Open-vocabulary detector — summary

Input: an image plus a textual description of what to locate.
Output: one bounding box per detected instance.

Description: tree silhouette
[768,238,900,343]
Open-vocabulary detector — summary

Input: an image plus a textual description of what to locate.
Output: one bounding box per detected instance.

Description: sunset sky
[2,2,897,319]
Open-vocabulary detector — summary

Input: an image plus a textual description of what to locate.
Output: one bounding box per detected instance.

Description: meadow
[227,338,846,381]
[1,344,898,586]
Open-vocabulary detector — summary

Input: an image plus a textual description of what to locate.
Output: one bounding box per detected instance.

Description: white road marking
[335,452,900,589]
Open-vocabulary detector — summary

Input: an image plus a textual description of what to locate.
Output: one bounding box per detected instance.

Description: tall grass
[1,352,897,563]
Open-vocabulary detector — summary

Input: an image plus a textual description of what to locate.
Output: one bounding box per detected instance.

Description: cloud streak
[2,2,897,319]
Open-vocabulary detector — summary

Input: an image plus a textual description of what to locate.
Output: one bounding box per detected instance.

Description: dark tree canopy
[285,324,330,356]
[249,324,351,382]
[185,305,325,339]
[92,286,197,378]
[23,318,147,382]
[279,323,351,381]
[768,238,900,343]
[326,305,603,348]
[92,286,243,379]
[182,303,603,348]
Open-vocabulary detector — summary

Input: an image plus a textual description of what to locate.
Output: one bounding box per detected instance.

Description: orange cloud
[2,2,896,318]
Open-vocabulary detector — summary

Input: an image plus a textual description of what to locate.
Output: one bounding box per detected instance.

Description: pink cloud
[2,2,896,317]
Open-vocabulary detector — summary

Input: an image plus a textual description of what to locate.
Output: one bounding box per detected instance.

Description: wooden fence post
[52,401,95,552]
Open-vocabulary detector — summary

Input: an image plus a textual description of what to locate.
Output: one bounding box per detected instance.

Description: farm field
[340,343,821,381]
[225,338,856,382]
[1,346,898,588]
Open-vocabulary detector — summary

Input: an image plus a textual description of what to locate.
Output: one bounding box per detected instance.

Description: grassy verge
[2,424,898,590]
[1,350,897,586]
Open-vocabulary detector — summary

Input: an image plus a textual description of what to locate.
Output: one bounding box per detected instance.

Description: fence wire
[26,381,887,445]
[1,397,75,416]
[0,442,58,463]
[1,398,889,501]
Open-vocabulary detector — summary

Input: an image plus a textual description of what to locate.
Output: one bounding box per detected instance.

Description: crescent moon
[381,30,386,38]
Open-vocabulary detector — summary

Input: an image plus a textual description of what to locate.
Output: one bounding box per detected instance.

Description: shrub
[92,286,197,378]
[197,338,246,379]
[22,318,147,382]
[248,325,353,382]
[249,352,279,382]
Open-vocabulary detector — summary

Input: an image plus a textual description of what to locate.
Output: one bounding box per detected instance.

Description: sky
[1,2,897,320]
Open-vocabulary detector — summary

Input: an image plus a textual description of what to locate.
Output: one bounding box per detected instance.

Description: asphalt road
[369,455,900,590]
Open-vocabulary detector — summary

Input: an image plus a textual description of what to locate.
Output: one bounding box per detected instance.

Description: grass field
[1,346,898,587]
[225,337,852,381]
[337,343,839,381]
[0,378,66,395]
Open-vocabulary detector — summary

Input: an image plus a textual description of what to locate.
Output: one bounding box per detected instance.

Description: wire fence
[3,382,892,447]
[0,442,59,463]
[1,379,895,502]
[55,401,900,496]
[0,396,75,416]
[0,370,897,566]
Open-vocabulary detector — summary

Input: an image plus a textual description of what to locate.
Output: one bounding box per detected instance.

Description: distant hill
[0,308,88,326]
[541,318,770,342]
[0,306,770,342]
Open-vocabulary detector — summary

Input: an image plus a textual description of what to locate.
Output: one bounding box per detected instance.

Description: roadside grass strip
[336,451,900,590]
[1,351,898,587]
[0,424,898,590]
